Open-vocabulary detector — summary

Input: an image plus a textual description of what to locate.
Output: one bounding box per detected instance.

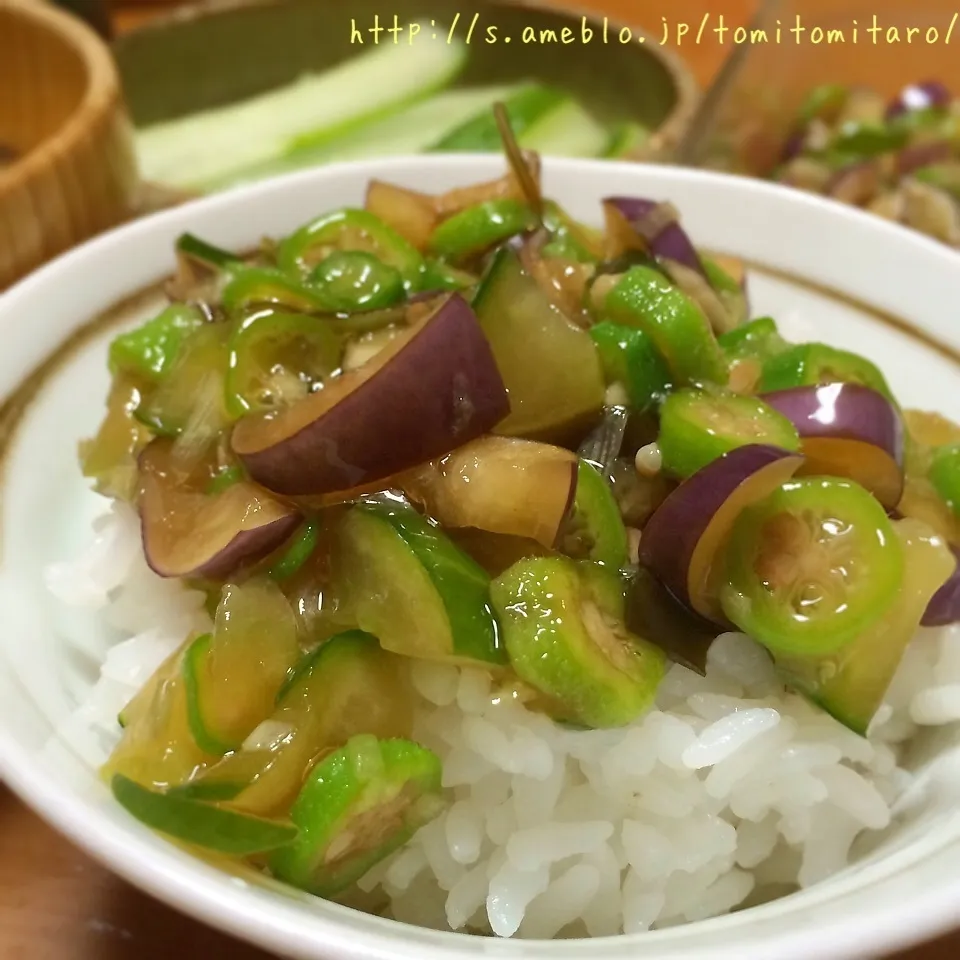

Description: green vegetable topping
[109,304,206,383]
[269,735,445,897]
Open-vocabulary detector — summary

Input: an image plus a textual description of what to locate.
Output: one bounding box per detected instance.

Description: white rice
[45,500,960,939]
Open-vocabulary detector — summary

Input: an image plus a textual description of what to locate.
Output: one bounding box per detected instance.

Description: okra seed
[635,443,662,478]
[605,382,630,407]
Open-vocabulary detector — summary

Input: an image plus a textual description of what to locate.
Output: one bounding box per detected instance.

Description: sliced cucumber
[104,641,212,791]
[112,774,297,856]
[180,631,414,816]
[136,34,468,191]
[558,460,630,568]
[605,121,649,158]
[335,501,505,666]
[269,735,445,897]
[215,85,519,190]
[182,579,301,755]
[431,83,568,151]
[521,99,611,158]
[132,322,231,439]
[268,521,321,581]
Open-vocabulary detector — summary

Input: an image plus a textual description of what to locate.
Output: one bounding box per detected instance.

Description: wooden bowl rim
[115,0,701,151]
[0,0,123,193]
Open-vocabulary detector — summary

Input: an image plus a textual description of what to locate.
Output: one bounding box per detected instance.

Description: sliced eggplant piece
[922,542,960,626]
[398,435,578,548]
[138,439,302,580]
[471,246,605,442]
[446,528,551,578]
[364,180,439,252]
[638,445,805,624]
[886,80,951,120]
[231,294,510,496]
[761,383,905,510]
[624,566,721,676]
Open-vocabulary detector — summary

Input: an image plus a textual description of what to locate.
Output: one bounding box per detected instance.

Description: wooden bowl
[0,0,140,290]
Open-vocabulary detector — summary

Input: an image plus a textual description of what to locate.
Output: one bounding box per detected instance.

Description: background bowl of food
[109,0,699,202]
[683,0,960,248]
[1,146,959,960]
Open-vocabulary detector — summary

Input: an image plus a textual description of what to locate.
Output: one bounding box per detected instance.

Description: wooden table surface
[4,1,958,957]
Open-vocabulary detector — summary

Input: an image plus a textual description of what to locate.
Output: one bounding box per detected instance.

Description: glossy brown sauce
[1,257,959,555]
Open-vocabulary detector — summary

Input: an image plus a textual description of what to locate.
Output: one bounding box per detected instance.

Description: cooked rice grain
[45,503,960,938]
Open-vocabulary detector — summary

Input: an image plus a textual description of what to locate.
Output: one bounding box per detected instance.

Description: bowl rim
[110,0,701,156]
[0,0,121,190]
[2,153,960,960]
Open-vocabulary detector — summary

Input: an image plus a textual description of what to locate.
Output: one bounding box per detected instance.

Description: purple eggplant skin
[625,566,720,677]
[760,383,904,465]
[897,142,953,177]
[232,294,511,497]
[780,128,806,164]
[885,80,952,120]
[922,543,960,626]
[144,512,303,581]
[603,196,708,280]
[760,383,905,510]
[603,196,743,333]
[136,440,304,581]
[637,444,805,625]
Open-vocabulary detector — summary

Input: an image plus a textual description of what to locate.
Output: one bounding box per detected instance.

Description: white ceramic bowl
[2,156,960,960]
